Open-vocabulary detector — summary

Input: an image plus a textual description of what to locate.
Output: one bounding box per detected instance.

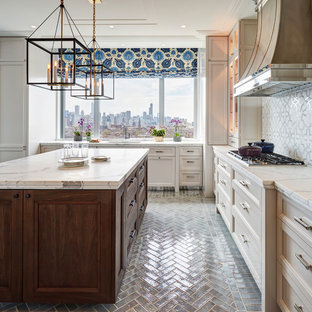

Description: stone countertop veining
[213,145,312,210]
[0,148,148,190]
[40,139,204,147]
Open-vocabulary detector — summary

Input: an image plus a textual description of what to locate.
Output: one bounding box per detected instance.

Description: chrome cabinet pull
[294,304,303,312]
[140,165,145,171]
[220,164,227,169]
[295,254,312,271]
[220,202,225,208]
[294,217,312,231]
[140,205,144,212]
[130,177,136,184]
[140,182,144,188]
[129,200,136,207]
[239,202,250,211]
[220,179,226,186]
[241,234,248,243]
[239,180,249,188]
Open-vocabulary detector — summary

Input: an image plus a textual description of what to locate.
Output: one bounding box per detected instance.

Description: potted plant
[170,119,183,142]
[73,118,84,141]
[149,126,166,142]
[85,123,92,141]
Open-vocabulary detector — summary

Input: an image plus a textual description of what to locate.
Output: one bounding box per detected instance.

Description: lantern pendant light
[26,0,91,91]
[70,0,115,100]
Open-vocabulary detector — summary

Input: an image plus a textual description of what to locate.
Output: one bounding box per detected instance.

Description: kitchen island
[0,148,148,304]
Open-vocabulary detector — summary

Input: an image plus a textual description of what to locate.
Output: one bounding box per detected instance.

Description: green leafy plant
[150,127,166,137]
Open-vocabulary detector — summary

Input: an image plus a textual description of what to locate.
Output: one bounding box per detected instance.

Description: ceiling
[0,0,256,48]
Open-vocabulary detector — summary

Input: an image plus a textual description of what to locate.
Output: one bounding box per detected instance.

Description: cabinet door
[23,190,114,303]
[148,156,175,187]
[0,190,23,302]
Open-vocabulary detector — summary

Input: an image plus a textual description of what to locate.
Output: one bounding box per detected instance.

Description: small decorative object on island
[85,123,92,141]
[74,118,84,141]
[170,119,183,142]
[149,126,166,142]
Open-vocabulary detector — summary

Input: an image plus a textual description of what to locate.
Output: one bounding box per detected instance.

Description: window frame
[60,77,198,139]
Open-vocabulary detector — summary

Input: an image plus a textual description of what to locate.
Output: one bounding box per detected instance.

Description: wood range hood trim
[234,0,312,97]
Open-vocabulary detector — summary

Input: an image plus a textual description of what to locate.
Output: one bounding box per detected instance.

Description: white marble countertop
[40,139,204,147]
[0,148,148,190]
[213,145,312,209]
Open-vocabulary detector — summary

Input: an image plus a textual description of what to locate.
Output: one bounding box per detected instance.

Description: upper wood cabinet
[228,20,262,148]
[206,36,228,145]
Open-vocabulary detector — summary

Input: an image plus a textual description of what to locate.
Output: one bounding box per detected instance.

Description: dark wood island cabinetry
[0,149,148,304]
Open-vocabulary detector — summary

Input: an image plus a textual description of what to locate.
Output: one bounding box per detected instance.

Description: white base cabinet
[148,157,176,187]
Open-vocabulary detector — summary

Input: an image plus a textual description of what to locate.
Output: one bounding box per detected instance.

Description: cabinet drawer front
[148,157,175,187]
[138,160,146,183]
[279,221,312,293]
[277,264,312,312]
[179,172,202,186]
[233,170,261,206]
[125,218,137,259]
[180,157,202,171]
[233,209,261,280]
[138,179,146,207]
[125,194,138,225]
[137,199,146,230]
[216,186,231,230]
[279,195,312,245]
[233,186,261,238]
[217,157,231,177]
[125,171,138,202]
[149,147,175,156]
[179,146,202,156]
[217,169,231,200]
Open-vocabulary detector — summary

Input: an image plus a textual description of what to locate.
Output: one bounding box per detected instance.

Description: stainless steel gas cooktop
[228,150,305,166]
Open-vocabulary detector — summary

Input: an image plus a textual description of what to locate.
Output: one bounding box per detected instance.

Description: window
[61,77,197,139]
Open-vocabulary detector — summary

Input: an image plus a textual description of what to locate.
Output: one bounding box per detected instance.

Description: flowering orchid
[74,118,85,136]
[85,123,92,137]
[170,119,182,125]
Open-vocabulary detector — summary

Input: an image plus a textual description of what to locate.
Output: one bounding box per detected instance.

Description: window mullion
[159,78,164,126]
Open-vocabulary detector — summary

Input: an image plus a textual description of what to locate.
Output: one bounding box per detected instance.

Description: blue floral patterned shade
[65,48,198,78]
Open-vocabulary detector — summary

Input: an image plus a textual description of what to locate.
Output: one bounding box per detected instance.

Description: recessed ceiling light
[180,25,186,28]
[161,43,166,47]
[121,43,125,47]
[109,25,114,29]
[31,25,37,29]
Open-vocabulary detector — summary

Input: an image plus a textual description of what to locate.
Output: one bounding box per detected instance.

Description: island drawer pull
[129,230,136,239]
[294,304,303,312]
[140,165,145,171]
[140,205,145,212]
[220,179,226,186]
[140,182,144,188]
[295,254,312,270]
[14,194,19,199]
[239,180,249,188]
[25,194,31,198]
[294,217,312,231]
[241,234,248,244]
[129,177,136,184]
[239,202,250,211]
[129,200,136,207]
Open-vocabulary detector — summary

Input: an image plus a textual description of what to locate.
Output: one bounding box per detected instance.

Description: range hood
[234,0,312,97]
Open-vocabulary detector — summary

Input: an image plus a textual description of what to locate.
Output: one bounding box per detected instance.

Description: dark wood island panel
[0,156,148,304]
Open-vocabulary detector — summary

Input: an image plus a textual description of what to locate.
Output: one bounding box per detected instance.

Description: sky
[66,78,194,122]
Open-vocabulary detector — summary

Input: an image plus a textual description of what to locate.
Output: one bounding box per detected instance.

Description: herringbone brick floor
[0,191,261,312]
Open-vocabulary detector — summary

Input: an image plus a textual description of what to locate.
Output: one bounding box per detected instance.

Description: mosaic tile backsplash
[262,87,312,166]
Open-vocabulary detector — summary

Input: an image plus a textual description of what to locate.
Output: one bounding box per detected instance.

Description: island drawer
[278,193,312,245]
[137,199,146,231]
[137,179,146,207]
[233,169,261,206]
[278,220,312,294]
[149,147,175,157]
[179,146,202,156]
[125,171,138,202]
[277,263,312,312]
[137,160,146,183]
[125,217,137,260]
[125,194,138,227]
[233,185,261,238]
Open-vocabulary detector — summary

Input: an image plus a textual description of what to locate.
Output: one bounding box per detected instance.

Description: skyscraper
[149,103,153,117]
